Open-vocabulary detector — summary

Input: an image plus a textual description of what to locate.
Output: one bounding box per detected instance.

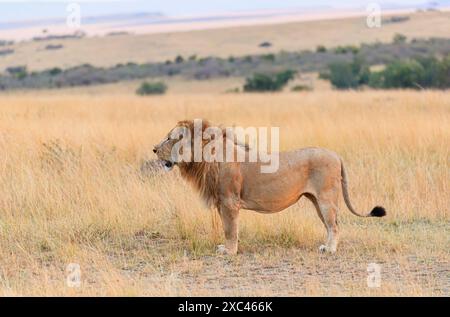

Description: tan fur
[154,120,385,254]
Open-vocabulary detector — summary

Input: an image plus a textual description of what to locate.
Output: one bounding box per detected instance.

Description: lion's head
[153,119,213,171]
[153,119,230,207]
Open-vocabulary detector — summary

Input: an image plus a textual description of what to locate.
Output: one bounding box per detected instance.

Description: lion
[153,119,386,255]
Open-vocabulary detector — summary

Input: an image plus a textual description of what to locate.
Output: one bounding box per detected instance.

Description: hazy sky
[0,0,433,23]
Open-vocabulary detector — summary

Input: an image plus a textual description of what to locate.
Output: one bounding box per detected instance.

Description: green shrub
[275,69,296,85]
[329,62,357,88]
[291,84,312,91]
[244,56,253,63]
[415,57,441,87]
[368,57,450,89]
[437,55,450,88]
[6,66,27,76]
[48,67,62,76]
[318,71,330,80]
[368,71,385,88]
[136,82,167,95]
[243,74,277,92]
[261,54,275,62]
[175,55,184,64]
[393,33,407,44]
[243,70,296,92]
[7,66,28,79]
[16,71,27,80]
[316,45,327,53]
[259,42,272,48]
[334,45,359,54]
[378,59,424,88]
[328,58,369,89]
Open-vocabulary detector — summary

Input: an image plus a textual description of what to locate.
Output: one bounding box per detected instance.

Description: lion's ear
[202,120,211,132]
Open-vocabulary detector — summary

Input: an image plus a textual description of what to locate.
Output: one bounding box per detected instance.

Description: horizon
[0,0,441,24]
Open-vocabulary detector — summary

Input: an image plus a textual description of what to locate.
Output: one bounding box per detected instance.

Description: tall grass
[0,91,448,295]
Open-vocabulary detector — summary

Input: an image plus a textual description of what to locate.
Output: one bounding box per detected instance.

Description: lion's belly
[241,191,304,213]
[237,148,341,213]
[239,159,310,213]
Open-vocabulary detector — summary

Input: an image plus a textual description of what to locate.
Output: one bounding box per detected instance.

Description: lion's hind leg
[317,201,339,253]
[308,191,340,254]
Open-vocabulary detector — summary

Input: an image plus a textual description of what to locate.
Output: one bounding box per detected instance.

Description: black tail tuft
[370,206,386,217]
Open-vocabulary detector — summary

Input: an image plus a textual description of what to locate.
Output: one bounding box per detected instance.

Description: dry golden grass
[2,10,450,71]
[0,90,448,296]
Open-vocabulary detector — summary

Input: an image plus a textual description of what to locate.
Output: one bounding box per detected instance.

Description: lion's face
[153,120,215,171]
[153,131,179,171]
[153,121,194,171]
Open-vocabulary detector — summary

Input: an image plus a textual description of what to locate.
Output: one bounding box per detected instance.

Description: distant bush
[437,56,450,88]
[243,70,296,92]
[291,84,312,91]
[383,59,424,88]
[6,66,27,79]
[136,82,167,95]
[369,56,450,89]
[416,56,450,88]
[48,67,62,76]
[275,69,297,85]
[334,45,359,54]
[259,42,272,48]
[373,61,415,88]
[16,72,27,80]
[197,57,212,66]
[324,54,450,90]
[175,55,184,64]
[316,45,327,53]
[383,16,410,24]
[327,58,369,89]
[32,31,85,41]
[393,33,407,44]
[45,44,63,50]
[261,54,275,62]
[244,56,253,63]
[6,66,26,75]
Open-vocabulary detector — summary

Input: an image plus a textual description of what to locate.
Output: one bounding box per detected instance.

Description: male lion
[153,120,386,255]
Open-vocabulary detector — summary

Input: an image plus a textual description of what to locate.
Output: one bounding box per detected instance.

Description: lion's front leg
[217,206,239,255]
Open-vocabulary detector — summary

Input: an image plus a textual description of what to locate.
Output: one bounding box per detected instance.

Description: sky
[0,0,437,23]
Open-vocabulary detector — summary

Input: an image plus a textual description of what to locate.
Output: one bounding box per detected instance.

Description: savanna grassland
[0,91,448,296]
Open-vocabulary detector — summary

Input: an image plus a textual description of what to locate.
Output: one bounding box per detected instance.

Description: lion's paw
[319,245,328,253]
[319,245,336,254]
[216,244,228,255]
[216,244,238,255]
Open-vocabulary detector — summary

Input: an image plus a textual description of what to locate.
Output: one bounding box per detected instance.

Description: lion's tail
[340,159,386,218]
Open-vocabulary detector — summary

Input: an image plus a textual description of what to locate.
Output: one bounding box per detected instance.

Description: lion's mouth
[163,160,174,171]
